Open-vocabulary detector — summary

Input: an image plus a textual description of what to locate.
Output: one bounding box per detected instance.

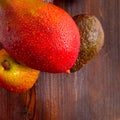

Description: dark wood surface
[0,0,120,120]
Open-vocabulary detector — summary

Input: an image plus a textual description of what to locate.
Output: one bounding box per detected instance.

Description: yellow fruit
[0,49,40,92]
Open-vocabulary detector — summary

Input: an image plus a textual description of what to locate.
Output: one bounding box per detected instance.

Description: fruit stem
[1,60,10,70]
[66,70,71,74]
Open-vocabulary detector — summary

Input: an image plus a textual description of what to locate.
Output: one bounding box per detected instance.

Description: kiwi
[70,14,104,72]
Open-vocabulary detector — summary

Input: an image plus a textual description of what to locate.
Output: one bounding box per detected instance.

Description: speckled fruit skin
[0,0,80,73]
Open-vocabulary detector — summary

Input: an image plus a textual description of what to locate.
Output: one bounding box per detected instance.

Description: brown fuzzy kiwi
[70,14,104,72]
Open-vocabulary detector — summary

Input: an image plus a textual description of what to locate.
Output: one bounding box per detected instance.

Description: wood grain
[0,0,120,120]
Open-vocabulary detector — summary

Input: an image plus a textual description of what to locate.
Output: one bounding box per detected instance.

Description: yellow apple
[0,49,40,92]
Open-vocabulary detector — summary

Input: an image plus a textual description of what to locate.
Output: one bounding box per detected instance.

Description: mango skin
[0,0,80,73]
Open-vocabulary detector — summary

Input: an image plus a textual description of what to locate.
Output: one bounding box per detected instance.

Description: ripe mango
[0,0,80,73]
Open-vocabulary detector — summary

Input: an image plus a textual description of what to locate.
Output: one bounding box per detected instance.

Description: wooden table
[0,0,120,120]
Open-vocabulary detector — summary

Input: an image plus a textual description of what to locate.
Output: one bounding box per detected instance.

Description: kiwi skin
[70,14,104,72]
